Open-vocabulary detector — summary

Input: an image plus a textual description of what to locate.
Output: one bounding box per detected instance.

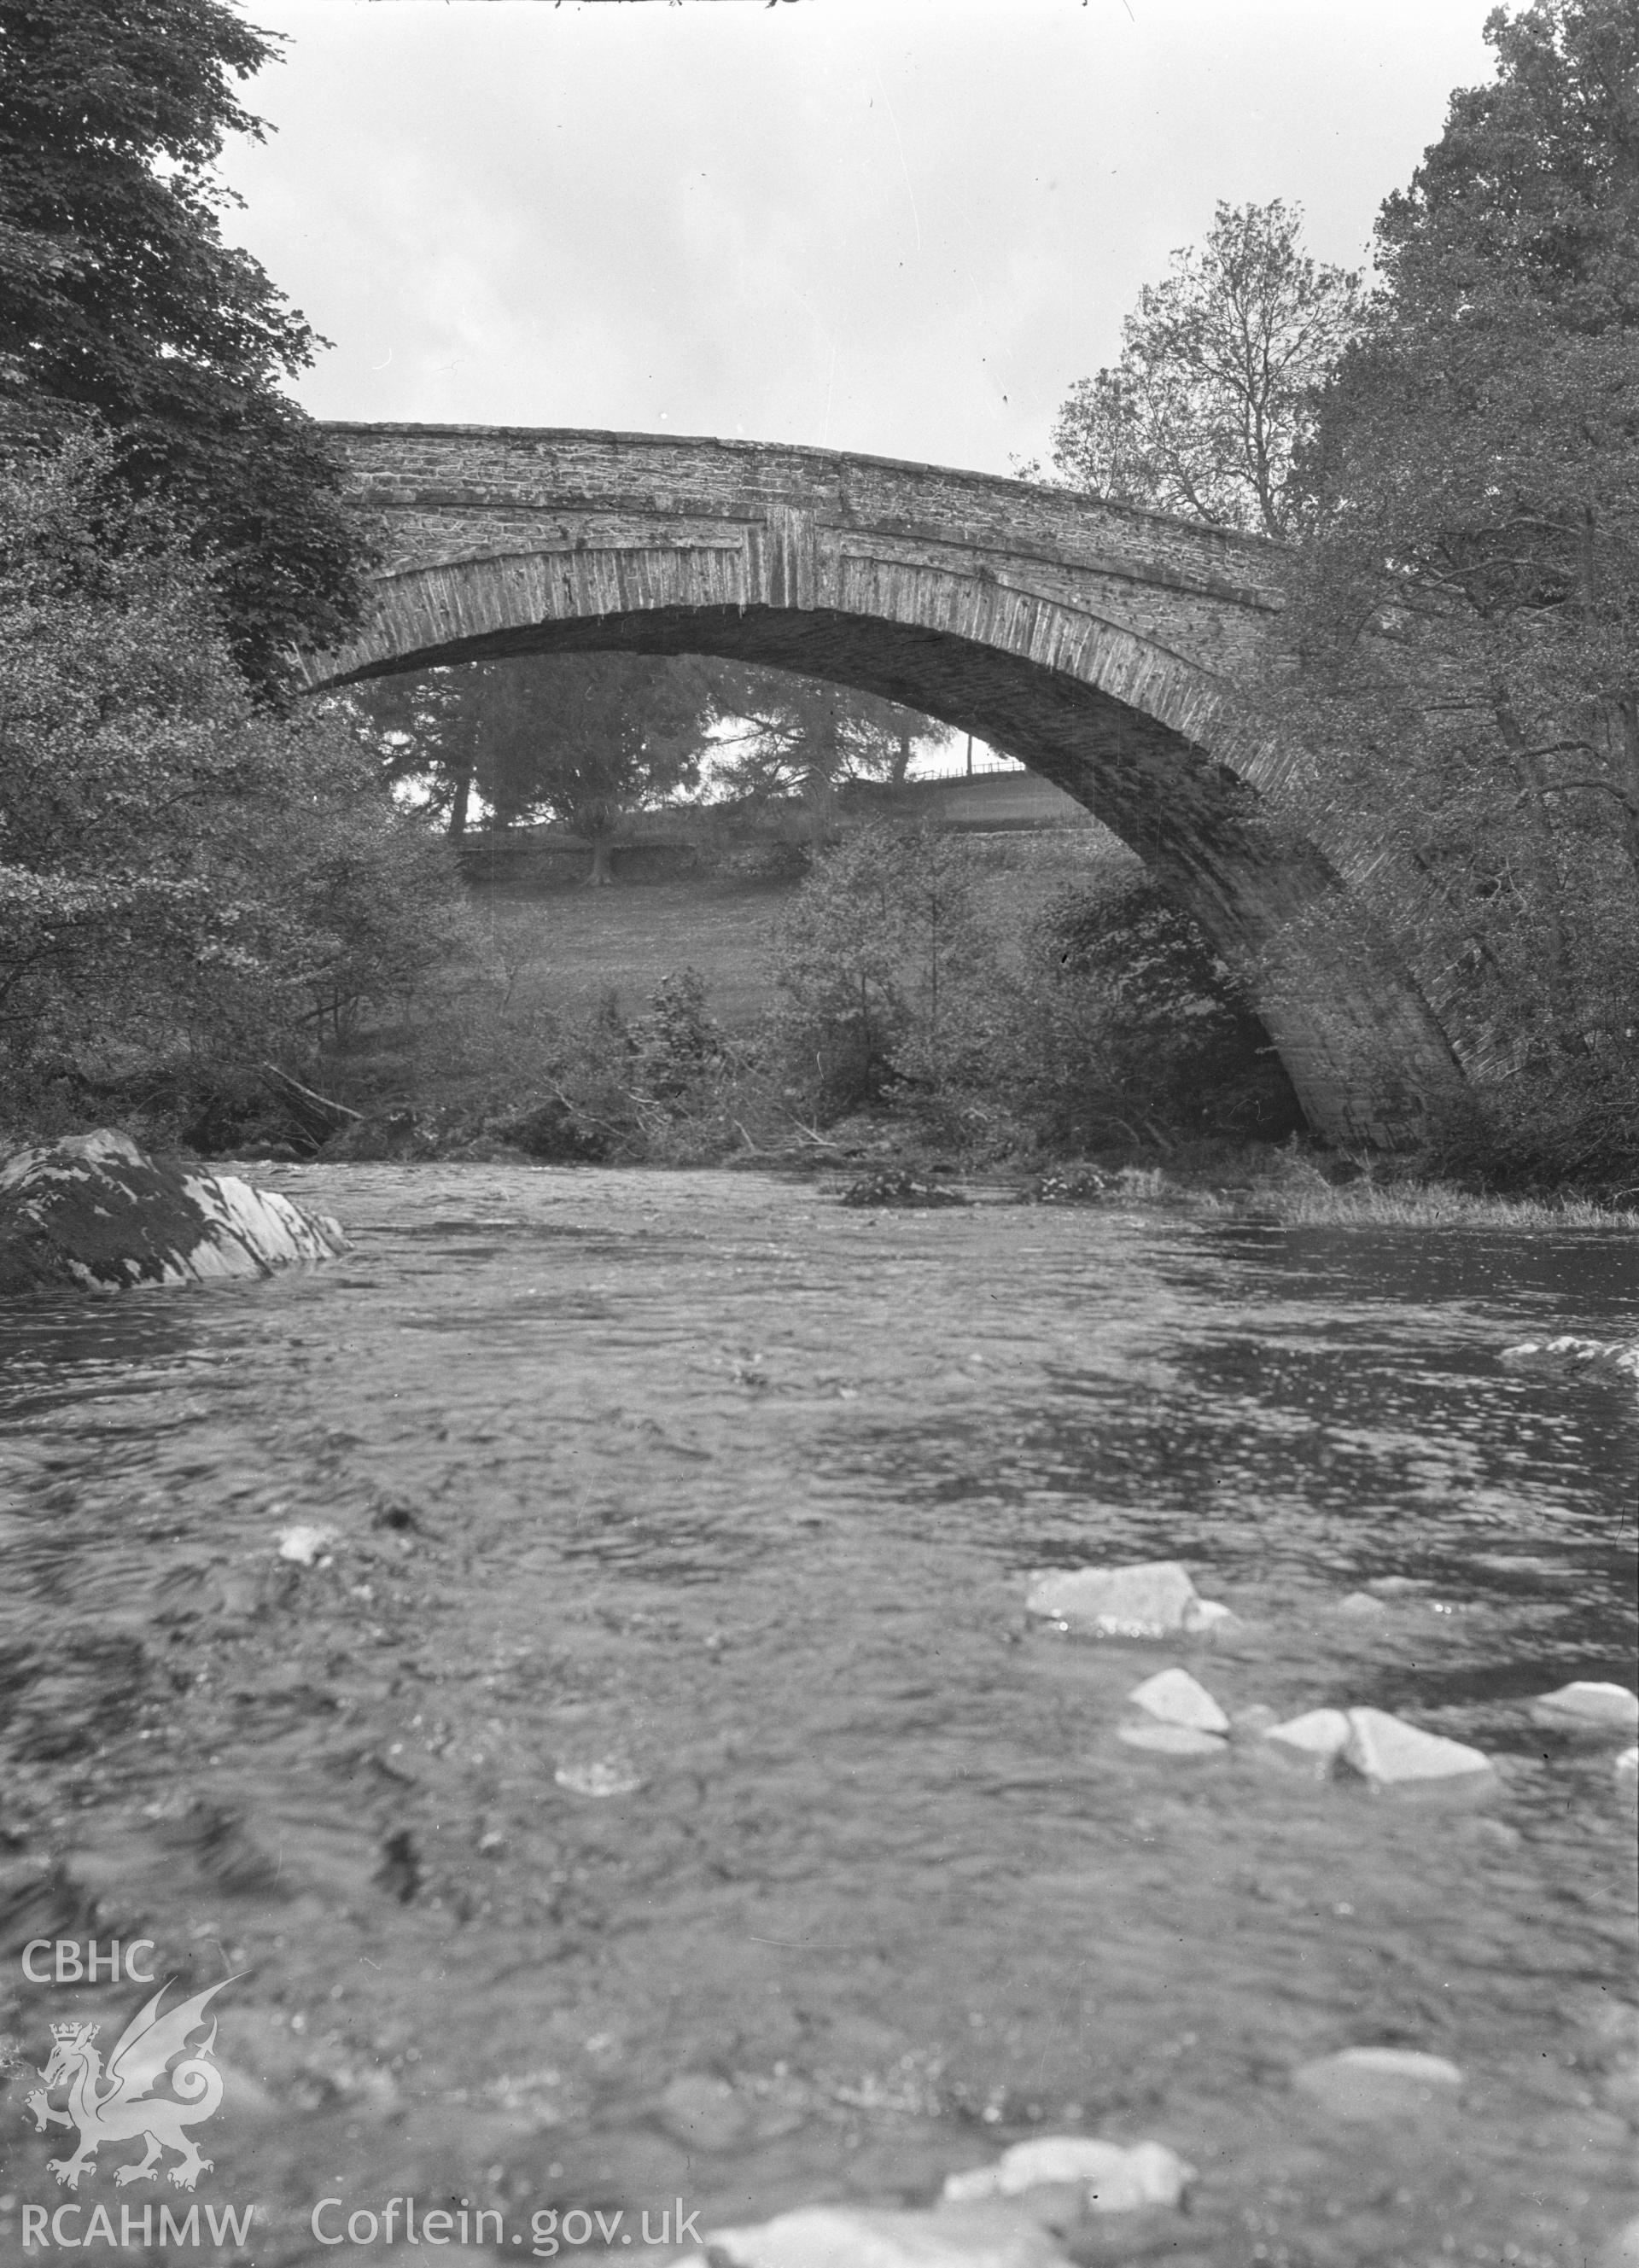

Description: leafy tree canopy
[706,668,950,811]
[357,653,719,882]
[0,0,369,691]
[0,438,467,1101]
[1269,0,1639,1164]
[1040,200,1362,536]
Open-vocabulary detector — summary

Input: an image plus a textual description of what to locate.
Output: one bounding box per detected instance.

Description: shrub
[0,439,480,1123]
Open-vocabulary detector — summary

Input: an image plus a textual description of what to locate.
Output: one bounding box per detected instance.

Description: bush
[769,826,1000,1121]
[768,828,1301,1151]
[1007,870,1304,1150]
[0,438,481,1126]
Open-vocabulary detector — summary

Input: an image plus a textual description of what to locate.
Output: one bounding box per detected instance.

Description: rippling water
[1,1165,1635,2267]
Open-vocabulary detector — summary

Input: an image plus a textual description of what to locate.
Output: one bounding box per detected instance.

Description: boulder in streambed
[1117,1722,1227,1757]
[943,2135,1195,2214]
[1293,2046,1462,2123]
[0,1131,344,1295]
[1261,1708,1353,1774]
[687,2200,1070,2267]
[1025,1561,1215,1640]
[1340,1707,1496,1796]
[1500,1335,1639,1383]
[1124,1667,1229,1734]
[1527,1682,1639,1737]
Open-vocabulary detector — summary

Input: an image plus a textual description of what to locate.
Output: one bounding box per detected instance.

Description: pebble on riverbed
[1499,1334,1639,1382]
[1293,2047,1463,2123]
[1124,1666,1229,1734]
[1527,1682,1639,1736]
[1340,1707,1496,1794]
[1260,1708,1353,1773]
[1117,1721,1227,1756]
[942,2134,1196,2213]
[554,1758,645,1799]
[1025,1560,1214,1639]
[276,1523,335,1567]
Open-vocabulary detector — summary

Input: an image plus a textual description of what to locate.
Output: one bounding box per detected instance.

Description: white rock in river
[1117,1723,1226,1756]
[1181,1597,1239,1634]
[1341,1708,1496,1793]
[1500,1335,1639,1383]
[1528,1682,1639,1735]
[1262,1708,1352,1771]
[0,1130,344,1295]
[943,2136,1194,2214]
[1024,1562,1197,1638]
[691,2200,1070,2267]
[1125,1667,1229,1734]
[276,1524,335,1567]
[1294,2047,1462,2123]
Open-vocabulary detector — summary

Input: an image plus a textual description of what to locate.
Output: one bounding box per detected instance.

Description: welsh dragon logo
[25,1976,236,2192]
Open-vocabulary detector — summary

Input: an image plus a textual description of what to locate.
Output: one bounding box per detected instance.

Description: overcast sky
[220,0,1499,480]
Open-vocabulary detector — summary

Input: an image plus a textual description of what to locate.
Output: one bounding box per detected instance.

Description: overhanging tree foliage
[1268,0,1639,1170]
[1039,200,1362,536]
[0,0,369,692]
[0,440,470,1104]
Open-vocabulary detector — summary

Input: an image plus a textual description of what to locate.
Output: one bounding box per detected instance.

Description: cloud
[221,0,1495,474]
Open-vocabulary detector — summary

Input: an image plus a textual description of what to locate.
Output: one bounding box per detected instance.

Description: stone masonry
[300,423,1465,1146]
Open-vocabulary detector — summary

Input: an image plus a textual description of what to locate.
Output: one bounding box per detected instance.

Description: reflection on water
[0,1166,1634,2265]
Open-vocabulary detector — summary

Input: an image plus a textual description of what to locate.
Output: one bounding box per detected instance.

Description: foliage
[0,0,368,690]
[767,828,1293,1146]
[706,668,952,826]
[1001,870,1303,1151]
[0,440,471,1116]
[356,653,718,877]
[1039,201,1362,535]
[1263,0,1639,1175]
[768,827,997,1121]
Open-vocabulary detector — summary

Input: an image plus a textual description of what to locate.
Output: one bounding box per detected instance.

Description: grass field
[469,875,802,1032]
[464,831,1126,1034]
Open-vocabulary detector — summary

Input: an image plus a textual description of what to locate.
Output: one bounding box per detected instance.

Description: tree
[0,0,369,691]
[0,438,469,1103]
[707,668,951,833]
[1041,201,1362,536]
[1265,0,1639,1170]
[355,666,493,842]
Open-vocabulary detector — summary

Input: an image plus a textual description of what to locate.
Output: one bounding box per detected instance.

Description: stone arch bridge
[300,423,1461,1146]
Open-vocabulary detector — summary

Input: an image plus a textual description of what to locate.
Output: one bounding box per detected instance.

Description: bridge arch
[300,423,1462,1146]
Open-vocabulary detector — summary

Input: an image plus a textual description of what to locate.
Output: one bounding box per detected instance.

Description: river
[1,1163,1635,2267]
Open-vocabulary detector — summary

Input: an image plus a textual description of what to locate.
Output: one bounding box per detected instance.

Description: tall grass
[1256,1181,1638,1229]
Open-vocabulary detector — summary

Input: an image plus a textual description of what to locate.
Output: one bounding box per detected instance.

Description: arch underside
[316,574,1465,1146]
[330,597,1333,959]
